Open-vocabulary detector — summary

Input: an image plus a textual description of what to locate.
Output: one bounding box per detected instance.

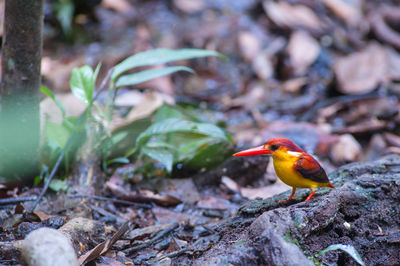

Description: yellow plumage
[272,150,328,188]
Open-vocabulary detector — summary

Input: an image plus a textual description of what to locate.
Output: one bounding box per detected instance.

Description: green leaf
[184,141,233,170]
[53,0,74,38]
[112,48,225,81]
[136,118,230,149]
[45,122,71,148]
[154,104,185,123]
[49,179,69,192]
[107,157,130,166]
[70,65,95,105]
[318,244,365,266]
[141,145,174,173]
[41,86,66,118]
[116,66,194,88]
[34,165,49,186]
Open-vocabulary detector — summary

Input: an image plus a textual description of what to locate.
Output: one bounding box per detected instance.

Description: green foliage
[70,64,100,105]
[116,66,194,88]
[112,48,225,82]
[317,244,365,266]
[128,105,233,174]
[34,165,69,192]
[45,122,71,149]
[41,86,66,118]
[52,0,74,40]
[41,48,229,181]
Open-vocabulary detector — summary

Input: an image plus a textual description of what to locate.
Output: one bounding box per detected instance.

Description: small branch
[0,196,37,206]
[124,223,179,255]
[166,247,190,258]
[69,195,152,209]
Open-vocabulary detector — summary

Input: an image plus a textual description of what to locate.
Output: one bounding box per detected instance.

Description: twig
[166,247,190,258]
[0,196,37,206]
[29,68,114,212]
[69,194,152,209]
[124,223,179,255]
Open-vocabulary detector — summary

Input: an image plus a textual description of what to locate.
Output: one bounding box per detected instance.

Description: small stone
[21,227,78,266]
[344,222,351,230]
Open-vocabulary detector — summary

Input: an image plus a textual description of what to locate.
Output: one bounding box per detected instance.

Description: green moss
[282,229,301,248]
[308,255,323,266]
[233,239,246,246]
[283,228,322,265]
[293,214,308,229]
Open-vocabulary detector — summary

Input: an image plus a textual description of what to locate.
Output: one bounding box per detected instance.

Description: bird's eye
[270,144,279,151]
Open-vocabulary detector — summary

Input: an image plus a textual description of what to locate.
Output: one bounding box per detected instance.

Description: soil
[176,155,400,265]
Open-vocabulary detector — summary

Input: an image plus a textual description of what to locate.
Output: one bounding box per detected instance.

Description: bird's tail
[327,182,335,188]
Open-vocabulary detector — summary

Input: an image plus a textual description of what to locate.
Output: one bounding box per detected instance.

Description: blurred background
[27,0,400,168]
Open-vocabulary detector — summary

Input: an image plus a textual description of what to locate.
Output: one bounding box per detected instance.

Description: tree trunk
[0,0,43,182]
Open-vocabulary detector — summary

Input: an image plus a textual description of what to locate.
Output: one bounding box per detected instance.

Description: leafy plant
[317,244,365,266]
[41,48,228,182]
[127,104,233,174]
[51,0,75,40]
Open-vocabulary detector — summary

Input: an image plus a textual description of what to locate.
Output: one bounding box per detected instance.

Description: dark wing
[293,154,329,183]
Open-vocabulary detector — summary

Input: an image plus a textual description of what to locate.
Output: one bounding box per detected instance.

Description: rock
[176,155,400,265]
[59,217,104,256]
[21,228,78,266]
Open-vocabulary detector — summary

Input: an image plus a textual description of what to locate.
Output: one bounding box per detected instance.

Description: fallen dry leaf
[197,196,232,210]
[287,30,320,76]
[173,0,206,13]
[282,77,308,93]
[365,134,388,161]
[229,83,267,109]
[110,91,174,132]
[330,134,361,163]
[221,176,241,194]
[222,176,290,200]
[333,43,387,94]
[241,179,290,200]
[370,6,400,50]
[32,211,53,222]
[106,181,182,207]
[333,118,387,135]
[78,222,130,265]
[152,206,208,224]
[238,31,261,62]
[102,0,132,13]
[114,90,145,107]
[385,47,400,81]
[252,50,274,81]
[263,1,324,32]
[126,223,174,241]
[383,132,400,147]
[322,0,362,26]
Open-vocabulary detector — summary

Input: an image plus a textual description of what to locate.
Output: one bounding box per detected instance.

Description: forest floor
[1,0,400,265]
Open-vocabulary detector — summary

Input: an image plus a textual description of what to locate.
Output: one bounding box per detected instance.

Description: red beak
[233,145,271,157]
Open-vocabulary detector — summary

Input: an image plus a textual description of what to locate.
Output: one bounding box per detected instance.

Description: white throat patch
[287,151,302,157]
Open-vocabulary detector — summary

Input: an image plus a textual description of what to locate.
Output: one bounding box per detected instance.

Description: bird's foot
[279,198,298,203]
[304,190,316,201]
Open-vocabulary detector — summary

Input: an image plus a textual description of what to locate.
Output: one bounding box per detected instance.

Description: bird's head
[233,137,303,157]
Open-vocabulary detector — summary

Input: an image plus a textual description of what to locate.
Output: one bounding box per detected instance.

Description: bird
[233,137,334,202]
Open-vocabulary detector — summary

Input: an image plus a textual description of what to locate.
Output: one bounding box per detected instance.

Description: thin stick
[0,196,37,205]
[124,223,179,255]
[69,194,152,209]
